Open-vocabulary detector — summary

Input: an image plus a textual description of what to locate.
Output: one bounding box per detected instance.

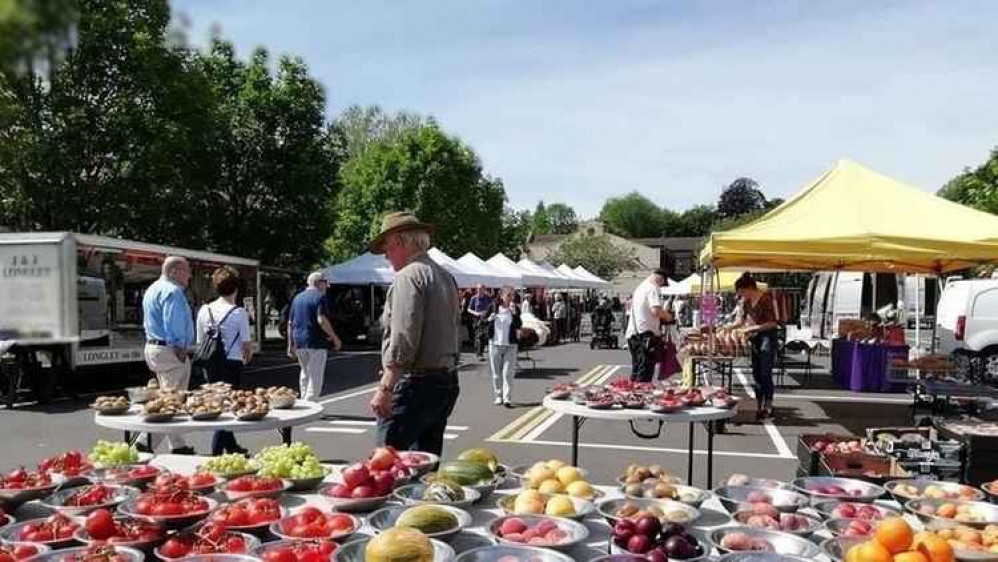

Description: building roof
[631,237,704,252]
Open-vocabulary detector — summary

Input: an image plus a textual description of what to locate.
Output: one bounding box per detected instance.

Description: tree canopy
[717,177,767,219]
[939,148,998,214]
[546,233,638,280]
[598,191,667,238]
[328,122,506,260]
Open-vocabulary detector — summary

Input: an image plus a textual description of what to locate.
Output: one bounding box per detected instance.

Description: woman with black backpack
[195,266,254,455]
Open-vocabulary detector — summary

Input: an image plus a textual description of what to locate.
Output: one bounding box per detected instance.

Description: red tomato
[298,550,325,562]
[0,552,15,562]
[317,541,336,557]
[85,509,116,540]
[263,548,296,562]
[153,503,183,516]
[328,514,354,532]
[135,498,155,515]
[296,507,323,523]
[225,536,246,553]
[13,545,38,559]
[159,538,189,559]
[290,525,311,538]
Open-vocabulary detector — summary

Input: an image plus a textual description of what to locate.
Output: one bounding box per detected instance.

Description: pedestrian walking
[552,293,567,343]
[467,284,492,360]
[625,269,673,383]
[487,287,522,407]
[730,274,779,420]
[195,266,253,456]
[140,256,195,454]
[369,212,460,456]
[288,272,342,402]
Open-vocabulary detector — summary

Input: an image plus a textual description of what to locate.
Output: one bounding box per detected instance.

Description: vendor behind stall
[730,273,779,420]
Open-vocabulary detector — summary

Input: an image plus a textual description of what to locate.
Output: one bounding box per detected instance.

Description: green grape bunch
[254,442,328,479]
[88,440,140,467]
[201,453,259,475]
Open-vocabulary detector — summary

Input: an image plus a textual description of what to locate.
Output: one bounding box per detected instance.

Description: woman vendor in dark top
[730,274,779,420]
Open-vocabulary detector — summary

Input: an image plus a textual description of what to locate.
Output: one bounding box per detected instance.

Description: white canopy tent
[518,259,574,288]
[555,264,597,289]
[427,247,505,288]
[488,253,548,287]
[323,252,394,285]
[457,253,523,287]
[661,276,692,296]
[572,266,610,288]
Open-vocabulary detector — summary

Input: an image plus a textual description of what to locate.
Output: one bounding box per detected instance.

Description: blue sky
[172,0,998,217]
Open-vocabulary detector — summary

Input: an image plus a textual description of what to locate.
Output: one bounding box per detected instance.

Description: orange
[918,535,955,562]
[956,529,983,545]
[876,518,915,555]
[846,544,862,562]
[855,539,894,562]
[894,552,929,562]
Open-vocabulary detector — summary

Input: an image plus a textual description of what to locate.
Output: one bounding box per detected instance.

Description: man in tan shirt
[369,212,460,455]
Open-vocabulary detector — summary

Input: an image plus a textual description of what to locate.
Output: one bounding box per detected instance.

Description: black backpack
[192,306,239,374]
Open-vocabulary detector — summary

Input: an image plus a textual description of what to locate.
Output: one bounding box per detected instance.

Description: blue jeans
[376,372,460,456]
[204,359,244,455]
[751,330,777,405]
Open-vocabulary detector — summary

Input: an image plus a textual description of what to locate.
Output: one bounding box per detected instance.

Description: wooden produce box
[797,434,866,476]
[819,453,910,484]
[935,421,998,486]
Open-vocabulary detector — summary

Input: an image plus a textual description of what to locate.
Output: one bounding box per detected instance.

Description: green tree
[545,202,578,234]
[0,0,78,77]
[329,122,506,260]
[195,39,340,268]
[531,201,551,235]
[939,148,998,214]
[547,233,639,280]
[676,204,718,237]
[498,206,532,259]
[334,104,426,161]
[598,191,666,238]
[717,177,766,219]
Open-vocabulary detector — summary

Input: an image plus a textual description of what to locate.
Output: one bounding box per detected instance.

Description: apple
[327,484,351,499]
[368,448,396,472]
[351,486,375,499]
[341,464,369,490]
[371,472,395,495]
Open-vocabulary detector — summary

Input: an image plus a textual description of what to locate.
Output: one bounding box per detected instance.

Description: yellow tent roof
[701,159,998,274]
[685,271,767,293]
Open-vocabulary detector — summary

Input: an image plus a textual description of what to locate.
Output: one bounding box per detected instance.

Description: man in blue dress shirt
[140,256,195,454]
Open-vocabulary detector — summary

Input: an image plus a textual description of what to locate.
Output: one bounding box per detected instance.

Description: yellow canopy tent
[700,159,998,274]
[686,271,767,293]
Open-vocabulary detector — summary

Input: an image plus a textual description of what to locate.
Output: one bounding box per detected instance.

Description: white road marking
[734,368,795,459]
[774,393,911,404]
[443,433,459,440]
[328,420,377,426]
[446,425,469,431]
[304,427,366,434]
[318,386,377,405]
[504,439,795,459]
[520,365,622,442]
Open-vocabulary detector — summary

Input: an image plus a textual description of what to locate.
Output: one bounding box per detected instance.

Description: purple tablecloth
[831,339,909,393]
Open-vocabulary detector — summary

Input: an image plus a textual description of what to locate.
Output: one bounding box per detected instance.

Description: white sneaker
[493,397,503,405]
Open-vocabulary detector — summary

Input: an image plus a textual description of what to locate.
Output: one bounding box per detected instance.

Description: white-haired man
[140,256,195,454]
[369,212,460,456]
[288,271,342,402]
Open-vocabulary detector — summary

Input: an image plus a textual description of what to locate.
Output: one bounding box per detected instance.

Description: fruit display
[845,518,954,562]
[50,545,136,562]
[810,438,867,456]
[255,442,329,480]
[420,481,466,503]
[99,465,161,487]
[620,481,704,504]
[613,519,705,559]
[88,441,139,467]
[504,490,580,518]
[612,500,699,525]
[0,468,53,490]
[79,508,164,544]
[912,500,995,524]
[257,539,339,562]
[92,396,129,413]
[149,471,217,493]
[266,387,298,408]
[733,510,815,533]
[681,327,749,357]
[796,477,882,500]
[200,454,259,477]
[826,518,875,538]
[619,464,681,486]
[364,527,434,562]
[130,488,211,519]
[395,505,460,534]
[211,498,282,528]
[16,514,79,543]
[39,451,93,477]
[547,383,576,400]
[59,483,121,507]
[522,460,596,498]
[0,543,42,561]
[493,516,574,547]
[327,464,394,500]
[398,452,437,474]
[434,460,497,487]
[718,531,774,552]
[223,475,287,498]
[824,502,896,521]
[725,474,784,489]
[926,524,998,555]
[156,522,252,560]
[887,480,982,502]
[272,507,356,540]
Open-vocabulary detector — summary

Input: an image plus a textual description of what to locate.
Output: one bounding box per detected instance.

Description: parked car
[936,278,998,377]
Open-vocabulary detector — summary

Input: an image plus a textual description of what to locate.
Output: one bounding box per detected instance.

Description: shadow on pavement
[515,367,579,380]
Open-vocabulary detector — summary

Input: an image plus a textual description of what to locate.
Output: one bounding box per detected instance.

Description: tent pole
[914,275,921,358]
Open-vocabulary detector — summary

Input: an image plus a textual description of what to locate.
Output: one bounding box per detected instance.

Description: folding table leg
[280,427,292,445]
[571,416,581,467]
[686,423,695,486]
[706,421,715,488]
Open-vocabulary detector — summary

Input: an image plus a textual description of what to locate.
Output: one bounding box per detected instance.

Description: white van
[800,271,932,339]
[935,279,998,376]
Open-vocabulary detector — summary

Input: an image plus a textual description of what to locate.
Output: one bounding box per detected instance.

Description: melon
[436,461,494,486]
[365,527,434,562]
[456,448,499,472]
[395,505,458,534]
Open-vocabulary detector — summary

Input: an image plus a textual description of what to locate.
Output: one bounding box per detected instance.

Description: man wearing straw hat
[369,212,461,456]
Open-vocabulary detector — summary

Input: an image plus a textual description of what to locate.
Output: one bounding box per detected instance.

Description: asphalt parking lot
[0,341,917,487]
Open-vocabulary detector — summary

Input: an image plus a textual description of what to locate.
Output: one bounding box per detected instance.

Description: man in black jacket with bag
[625,269,673,382]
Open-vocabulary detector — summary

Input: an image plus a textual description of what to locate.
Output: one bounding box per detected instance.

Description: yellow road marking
[487,365,608,441]
[488,364,615,442]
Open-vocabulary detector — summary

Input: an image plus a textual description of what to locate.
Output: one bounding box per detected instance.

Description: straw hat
[368,211,435,254]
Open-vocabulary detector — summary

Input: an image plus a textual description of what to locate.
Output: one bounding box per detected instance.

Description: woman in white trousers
[487,287,522,407]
